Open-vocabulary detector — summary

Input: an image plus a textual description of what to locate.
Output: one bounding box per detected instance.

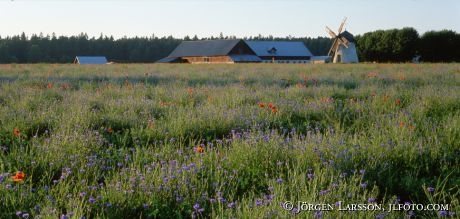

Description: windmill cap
[339,31,355,43]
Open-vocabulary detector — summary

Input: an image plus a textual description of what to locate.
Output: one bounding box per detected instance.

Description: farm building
[245,41,313,63]
[73,56,108,64]
[157,39,314,64]
[156,39,261,64]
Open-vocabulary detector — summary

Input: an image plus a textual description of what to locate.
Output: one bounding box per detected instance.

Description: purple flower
[319,189,330,196]
[209,198,216,203]
[227,202,236,209]
[439,211,448,217]
[368,197,375,203]
[60,214,69,219]
[88,196,96,204]
[359,169,366,174]
[79,192,86,198]
[427,187,435,192]
[16,211,22,217]
[276,178,283,184]
[360,182,368,189]
[22,213,29,218]
[292,208,300,214]
[314,211,323,218]
[193,203,201,210]
[218,197,226,203]
[307,173,315,180]
[255,198,263,207]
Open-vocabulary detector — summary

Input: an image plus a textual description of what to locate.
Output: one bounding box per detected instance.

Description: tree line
[0,29,459,63]
[355,28,460,62]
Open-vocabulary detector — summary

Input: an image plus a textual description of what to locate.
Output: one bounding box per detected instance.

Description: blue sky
[0,0,459,39]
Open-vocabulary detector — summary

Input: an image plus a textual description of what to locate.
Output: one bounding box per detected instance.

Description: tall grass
[0,63,459,218]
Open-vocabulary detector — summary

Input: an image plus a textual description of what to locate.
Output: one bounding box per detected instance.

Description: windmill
[326,18,359,63]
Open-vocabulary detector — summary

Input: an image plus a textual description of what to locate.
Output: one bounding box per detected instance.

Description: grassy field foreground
[0,63,459,218]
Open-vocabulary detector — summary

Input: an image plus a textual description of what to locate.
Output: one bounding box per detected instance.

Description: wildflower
[267,103,274,109]
[271,106,278,114]
[276,178,283,184]
[195,145,204,153]
[395,99,401,105]
[187,87,194,96]
[427,187,435,193]
[22,213,29,218]
[439,210,448,217]
[255,198,263,207]
[258,103,265,108]
[399,121,405,128]
[13,127,21,138]
[359,169,366,174]
[314,211,323,218]
[88,196,96,204]
[360,182,368,189]
[11,171,25,182]
[46,82,53,89]
[227,202,236,209]
[367,197,375,203]
[292,208,300,214]
[106,127,113,134]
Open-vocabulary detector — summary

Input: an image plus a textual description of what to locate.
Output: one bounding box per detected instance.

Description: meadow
[0,63,459,218]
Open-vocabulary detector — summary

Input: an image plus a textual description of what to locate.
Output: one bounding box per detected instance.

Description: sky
[0,0,459,39]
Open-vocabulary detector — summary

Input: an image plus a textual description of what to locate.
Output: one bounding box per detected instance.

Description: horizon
[1,0,459,40]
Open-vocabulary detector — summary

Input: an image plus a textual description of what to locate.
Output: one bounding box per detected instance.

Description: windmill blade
[337,17,347,33]
[328,38,339,56]
[326,26,337,38]
[339,36,349,48]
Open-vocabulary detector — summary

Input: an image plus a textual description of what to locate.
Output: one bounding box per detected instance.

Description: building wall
[184,56,234,64]
[259,56,311,63]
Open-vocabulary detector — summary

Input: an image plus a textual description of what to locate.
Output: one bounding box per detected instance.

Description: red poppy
[399,122,405,128]
[13,127,21,138]
[271,106,278,114]
[258,103,265,108]
[267,103,274,109]
[106,127,113,134]
[11,171,25,182]
[195,145,204,153]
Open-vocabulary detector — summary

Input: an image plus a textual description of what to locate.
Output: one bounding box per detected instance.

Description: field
[0,63,459,218]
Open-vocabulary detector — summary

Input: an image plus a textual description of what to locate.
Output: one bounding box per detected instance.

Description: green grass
[0,63,459,218]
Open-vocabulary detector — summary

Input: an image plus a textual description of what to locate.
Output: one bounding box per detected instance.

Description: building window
[204,57,210,62]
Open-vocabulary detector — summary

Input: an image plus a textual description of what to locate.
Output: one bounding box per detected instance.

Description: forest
[0,28,459,63]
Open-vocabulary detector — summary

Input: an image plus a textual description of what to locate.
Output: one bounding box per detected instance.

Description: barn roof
[168,39,242,57]
[74,56,108,64]
[245,41,313,57]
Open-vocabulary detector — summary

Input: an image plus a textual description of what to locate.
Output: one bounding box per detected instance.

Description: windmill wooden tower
[326,18,359,63]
